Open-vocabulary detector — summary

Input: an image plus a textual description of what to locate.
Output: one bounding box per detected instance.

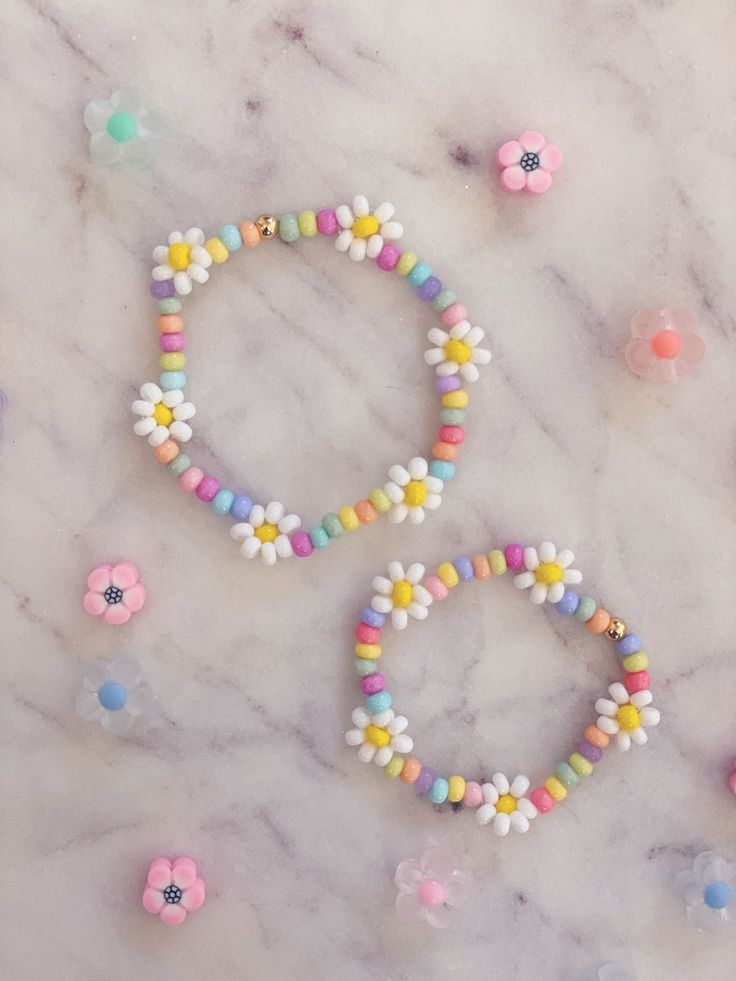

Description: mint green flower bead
[160,370,186,390]
[310,526,330,549]
[322,513,344,538]
[212,489,235,515]
[431,289,457,312]
[158,297,182,315]
[408,261,432,287]
[168,453,191,476]
[279,213,300,243]
[439,408,466,425]
[555,762,579,788]
[219,224,242,251]
[354,658,378,677]
[574,596,597,622]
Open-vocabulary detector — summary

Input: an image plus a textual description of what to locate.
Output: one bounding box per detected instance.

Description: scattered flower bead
[595,682,660,751]
[624,306,705,383]
[142,857,206,926]
[152,228,213,296]
[131,382,195,446]
[345,706,413,767]
[84,89,163,166]
[75,655,154,735]
[496,131,562,194]
[83,561,146,625]
[513,541,582,605]
[424,321,491,383]
[384,457,443,525]
[334,195,403,262]
[230,501,301,565]
[476,772,538,835]
[676,851,735,930]
[371,561,432,630]
[394,847,473,928]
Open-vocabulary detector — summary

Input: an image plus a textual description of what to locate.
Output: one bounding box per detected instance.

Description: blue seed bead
[98,681,127,711]
[574,595,597,622]
[365,690,391,714]
[361,606,386,628]
[230,495,254,521]
[454,555,474,581]
[322,513,344,538]
[555,762,580,788]
[279,213,301,243]
[309,526,330,549]
[160,370,186,391]
[158,297,182,315]
[617,633,641,657]
[354,658,378,677]
[431,288,457,312]
[218,224,242,251]
[429,459,455,481]
[704,881,732,910]
[168,453,191,476]
[555,590,580,616]
[407,261,432,287]
[429,777,449,804]
[439,408,466,425]
[212,489,235,516]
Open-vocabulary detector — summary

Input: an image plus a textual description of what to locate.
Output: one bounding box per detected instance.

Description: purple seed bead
[417,275,442,301]
[434,374,462,394]
[376,243,401,271]
[361,672,385,696]
[291,530,314,557]
[150,279,175,299]
[504,543,524,571]
[196,475,220,503]
[361,606,386,629]
[416,767,435,795]
[555,590,580,616]
[316,209,338,235]
[230,495,253,521]
[577,740,603,764]
[160,333,185,352]
[453,555,474,581]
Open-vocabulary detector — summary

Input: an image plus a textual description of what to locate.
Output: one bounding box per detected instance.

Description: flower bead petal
[171,857,198,889]
[519,131,546,153]
[497,140,523,167]
[539,144,563,172]
[83,591,108,616]
[147,858,174,890]
[110,561,140,590]
[500,165,527,191]
[420,848,455,882]
[87,564,113,592]
[109,655,144,688]
[526,169,553,194]
[75,690,103,721]
[394,859,424,894]
[492,772,510,795]
[142,887,165,914]
[102,603,132,626]
[180,878,206,911]
[160,903,187,926]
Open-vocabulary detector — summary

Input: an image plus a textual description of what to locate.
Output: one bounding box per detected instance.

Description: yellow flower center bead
[352,215,379,238]
[152,403,173,426]
[167,243,191,271]
[254,523,278,543]
[496,794,517,814]
[365,725,390,748]
[443,338,472,364]
[535,562,563,585]
[617,705,641,731]
[391,580,413,609]
[404,480,427,507]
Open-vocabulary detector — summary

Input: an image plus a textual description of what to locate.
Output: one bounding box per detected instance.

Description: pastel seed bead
[584,725,610,749]
[154,439,179,464]
[423,575,448,601]
[322,513,344,538]
[530,787,555,813]
[447,775,466,803]
[624,670,650,694]
[196,476,220,503]
[157,314,183,334]
[290,531,314,557]
[472,555,491,580]
[160,370,186,391]
[316,209,338,235]
[354,658,378,677]
[160,333,185,352]
[219,224,242,251]
[463,781,483,808]
[555,762,579,788]
[437,562,460,588]
[439,408,466,425]
[401,758,422,784]
[555,590,579,616]
[453,555,474,581]
[168,453,190,476]
[417,275,442,301]
[355,643,381,660]
[206,238,229,262]
[309,526,330,549]
[365,691,391,714]
[623,652,649,673]
[489,549,507,575]
[544,776,567,801]
[356,623,381,645]
[434,374,462,394]
[586,609,611,634]
[439,425,464,444]
[574,596,597,622]
[279,213,300,243]
[368,488,391,513]
[384,756,404,780]
[504,544,524,571]
[212,489,235,515]
[354,499,378,524]
[578,740,603,764]
[396,251,418,276]
[160,352,186,371]
[230,495,253,521]
[376,244,401,271]
[239,221,261,247]
[442,303,468,327]
[361,607,386,628]
[432,441,459,461]
[441,389,468,409]
[298,210,317,237]
[338,506,360,531]
[429,460,455,481]
[617,633,642,656]
[158,298,182,315]
[415,767,435,795]
[151,279,175,299]
[569,752,593,777]
[429,778,449,804]
[361,672,385,695]
[179,467,204,492]
[408,262,432,287]
[431,289,457,312]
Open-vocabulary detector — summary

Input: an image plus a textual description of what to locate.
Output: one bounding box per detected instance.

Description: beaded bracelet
[132,196,491,565]
[345,541,660,834]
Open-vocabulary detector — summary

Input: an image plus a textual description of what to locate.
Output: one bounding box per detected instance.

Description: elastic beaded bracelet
[132,196,492,566]
[345,541,660,835]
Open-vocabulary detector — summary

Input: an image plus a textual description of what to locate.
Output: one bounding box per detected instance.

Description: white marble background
[2,1,735,978]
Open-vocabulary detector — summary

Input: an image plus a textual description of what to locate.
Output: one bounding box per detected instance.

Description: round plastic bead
[154,440,179,464]
[431,289,457,312]
[168,453,191,477]
[298,211,317,237]
[574,596,597,622]
[160,333,185,352]
[488,550,507,575]
[290,531,314,557]
[617,633,641,656]
[555,762,579,788]
[196,476,220,503]
[439,408,466,426]
[453,555,474,581]
[442,389,468,409]
[555,590,580,616]
[429,460,455,481]
[229,495,253,521]
[354,658,378,677]
[569,752,594,777]
[504,543,524,571]
[157,314,183,333]
[434,374,462,394]
[205,238,229,263]
[368,488,391,513]
[212,489,235,515]
[442,303,468,326]
[400,758,422,784]
[423,576,448,601]
[437,563,459,588]
[447,775,466,803]
[309,526,330,549]
[544,776,567,801]
[415,767,436,795]
[179,467,204,493]
[361,606,386,629]
[160,353,186,372]
[584,725,610,749]
[239,221,261,247]
[218,224,242,251]
[365,691,391,714]
[396,251,418,276]
[98,681,127,710]
[361,673,385,696]
[355,622,380,644]
[338,506,360,531]
[463,781,483,807]
[160,370,186,391]
[417,276,442,301]
[322,513,344,539]
[529,787,555,813]
[624,670,650,694]
[107,112,137,142]
[472,555,491,580]
[586,609,611,634]
[151,280,175,299]
[279,213,300,243]
[439,425,464,445]
[623,652,649,673]
[429,778,449,804]
[407,262,432,287]
[354,500,378,524]
[316,210,338,235]
[577,740,603,764]
[157,298,182,315]
[376,244,401,271]
[384,756,404,780]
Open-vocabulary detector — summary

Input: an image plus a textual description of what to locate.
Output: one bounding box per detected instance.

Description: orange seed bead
[584,724,610,749]
[157,314,183,334]
[432,441,459,462]
[472,554,491,580]
[239,220,261,247]
[354,499,378,524]
[154,439,179,464]
[587,608,611,634]
[400,758,422,784]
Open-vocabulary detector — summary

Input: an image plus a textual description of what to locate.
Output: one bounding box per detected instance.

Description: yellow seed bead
[396,251,418,276]
[623,651,648,673]
[441,389,468,409]
[544,776,567,801]
[489,550,507,575]
[205,238,229,263]
[168,242,191,271]
[569,752,593,777]
[496,793,517,814]
[352,215,379,238]
[152,403,173,426]
[159,352,186,372]
[391,580,413,608]
[447,775,466,803]
[298,210,317,237]
[384,756,405,779]
[368,488,391,513]
[365,725,390,748]
[355,643,381,660]
[338,506,360,531]
[437,562,460,588]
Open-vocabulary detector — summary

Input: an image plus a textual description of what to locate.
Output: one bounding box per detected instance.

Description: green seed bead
[168,453,191,476]
[574,596,598,622]
[279,213,300,243]
[354,658,378,677]
[396,251,418,276]
[106,111,138,142]
[298,210,317,237]
[569,752,593,777]
[368,488,392,513]
[384,756,404,779]
[555,762,580,788]
[439,408,466,425]
[309,526,330,549]
[158,298,182,315]
[322,513,344,538]
[431,289,457,312]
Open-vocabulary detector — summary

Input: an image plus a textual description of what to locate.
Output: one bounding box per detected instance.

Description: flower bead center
[167,242,192,271]
[351,215,379,238]
[106,111,138,143]
[103,585,124,605]
[163,884,183,905]
[254,522,278,543]
[616,704,640,731]
[496,793,517,814]
[520,151,540,172]
[391,580,414,609]
[98,681,127,711]
[443,338,472,364]
[404,480,427,508]
[650,329,681,360]
[535,562,563,585]
[365,724,390,748]
[704,881,732,910]
[152,402,173,427]
[418,879,447,908]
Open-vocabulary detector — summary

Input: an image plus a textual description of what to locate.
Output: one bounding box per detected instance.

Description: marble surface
[2,1,735,978]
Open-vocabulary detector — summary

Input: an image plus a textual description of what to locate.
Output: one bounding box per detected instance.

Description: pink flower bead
[496,131,562,194]
[395,848,473,928]
[376,244,401,271]
[196,475,220,503]
[316,209,338,235]
[423,575,449,601]
[624,306,704,383]
[290,530,314,557]
[179,467,204,493]
[142,857,205,926]
[83,561,146,626]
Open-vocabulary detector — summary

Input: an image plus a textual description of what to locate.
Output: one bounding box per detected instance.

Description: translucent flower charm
[142,857,205,926]
[384,458,443,525]
[513,541,582,605]
[345,706,413,766]
[335,195,403,262]
[624,306,704,383]
[595,682,660,751]
[676,851,735,931]
[83,561,146,625]
[496,131,562,194]
[84,89,163,166]
[394,848,473,928]
[75,655,154,735]
[131,383,195,446]
[371,561,432,630]
[475,772,538,835]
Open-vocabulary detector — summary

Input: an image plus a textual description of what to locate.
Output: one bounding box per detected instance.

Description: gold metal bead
[255,214,279,239]
[606,617,627,641]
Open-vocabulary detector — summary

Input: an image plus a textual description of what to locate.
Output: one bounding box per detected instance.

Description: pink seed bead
[376,244,401,271]
[729,771,736,795]
[316,209,338,235]
[439,424,465,445]
[179,467,204,493]
[356,622,381,644]
[196,475,220,502]
[529,787,555,813]
[290,530,314,557]
[361,672,385,696]
[504,543,524,571]
[160,332,185,352]
[442,303,468,327]
[624,670,650,694]
[423,575,449,601]
[463,781,483,808]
